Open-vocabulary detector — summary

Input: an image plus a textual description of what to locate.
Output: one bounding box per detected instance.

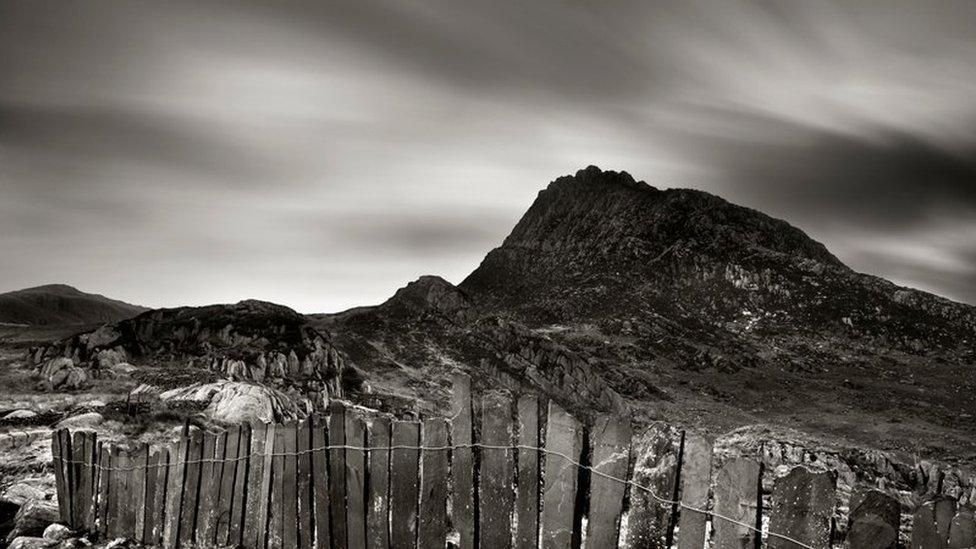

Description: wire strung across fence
[52,374,928,549]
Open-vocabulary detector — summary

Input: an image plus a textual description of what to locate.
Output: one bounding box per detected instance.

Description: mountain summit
[324,166,976,458]
[0,284,147,326]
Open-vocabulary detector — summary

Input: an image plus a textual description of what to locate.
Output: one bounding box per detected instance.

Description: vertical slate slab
[115,448,133,539]
[180,429,204,548]
[52,429,70,524]
[150,446,170,545]
[913,497,957,549]
[130,443,149,542]
[418,418,450,549]
[162,436,189,549]
[713,458,762,549]
[585,414,632,549]
[627,424,680,549]
[847,488,900,549]
[948,508,976,549]
[217,427,241,545]
[81,432,98,531]
[230,424,252,545]
[768,467,836,549]
[97,443,112,537]
[480,391,515,549]
[451,373,475,549]
[244,423,273,549]
[391,420,421,549]
[540,402,583,549]
[514,394,540,549]
[366,417,391,549]
[143,448,161,546]
[197,430,221,546]
[677,434,713,549]
[297,420,314,549]
[346,415,368,549]
[282,423,300,549]
[269,427,285,549]
[311,418,331,549]
[70,430,86,529]
[329,404,348,549]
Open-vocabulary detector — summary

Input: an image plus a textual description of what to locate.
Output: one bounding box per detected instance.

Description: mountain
[0,284,147,326]
[319,166,976,462]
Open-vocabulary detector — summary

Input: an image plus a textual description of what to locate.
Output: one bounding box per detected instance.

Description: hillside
[318,166,976,463]
[0,284,147,326]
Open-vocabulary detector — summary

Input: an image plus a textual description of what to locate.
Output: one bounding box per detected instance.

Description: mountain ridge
[0,284,148,326]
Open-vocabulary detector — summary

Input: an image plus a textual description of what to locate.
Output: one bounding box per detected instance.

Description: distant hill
[0,284,148,326]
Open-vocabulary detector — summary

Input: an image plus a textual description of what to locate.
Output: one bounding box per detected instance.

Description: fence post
[390,420,421,549]
[309,419,330,549]
[345,415,368,549]
[479,390,515,548]
[514,394,540,549]
[713,458,762,549]
[768,466,836,549]
[677,433,713,549]
[244,422,273,549]
[297,419,314,549]
[627,424,681,549]
[451,372,475,549]
[540,401,583,549]
[328,403,348,548]
[948,508,976,549]
[585,414,632,549]
[366,417,391,549]
[418,417,450,548]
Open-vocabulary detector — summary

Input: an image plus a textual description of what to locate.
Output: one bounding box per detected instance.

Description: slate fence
[51,373,975,549]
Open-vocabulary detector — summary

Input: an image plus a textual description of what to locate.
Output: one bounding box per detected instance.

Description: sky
[2,0,976,312]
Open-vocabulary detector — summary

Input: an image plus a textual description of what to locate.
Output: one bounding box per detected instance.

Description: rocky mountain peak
[381,275,471,317]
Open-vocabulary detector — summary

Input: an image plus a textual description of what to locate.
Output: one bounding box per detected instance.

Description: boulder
[3,410,37,420]
[95,348,126,369]
[41,358,89,391]
[7,536,50,549]
[55,412,103,430]
[1,478,50,507]
[42,523,71,542]
[5,499,58,543]
[159,381,306,423]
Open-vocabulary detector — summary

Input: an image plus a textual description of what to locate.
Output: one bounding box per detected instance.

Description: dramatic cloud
[2,0,976,310]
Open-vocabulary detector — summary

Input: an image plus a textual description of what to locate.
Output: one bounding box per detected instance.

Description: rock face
[0,284,146,325]
[32,299,349,402]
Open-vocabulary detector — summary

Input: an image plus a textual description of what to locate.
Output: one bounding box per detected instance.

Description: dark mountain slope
[323,166,976,462]
[0,284,147,326]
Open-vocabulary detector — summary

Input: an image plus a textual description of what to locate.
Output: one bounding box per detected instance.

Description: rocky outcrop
[37,358,88,390]
[30,299,349,397]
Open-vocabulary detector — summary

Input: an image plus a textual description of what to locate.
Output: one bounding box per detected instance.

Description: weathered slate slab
[329,403,348,549]
[676,433,713,549]
[713,458,762,549]
[143,447,161,545]
[244,422,273,549]
[948,508,976,549]
[768,467,836,549]
[217,427,241,545]
[366,417,391,549]
[162,436,190,549]
[847,488,899,549]
[283,423,300,549]
[913,497,957,549]
[540,401,583,549]
[346,415,368,549]
[585,414,632,549]
[391,420,421,549]
[81,432,98,531]
[451,373,475,549]
[97,443,112,536]
[70,431,85,529]
[130,443,149,541]
[480,391,515,548]
[269,427,285,549]
[116,448,133,538]
[230,424,252,545]
[311,418,331,549]
[151,446,170,544]
[180,429,204,547]
[52,429,70,524]
[297,420,314,549]
[419,418,450,549]
[197,430,221,546]
[514,394,540,549]
[627,424,680,549]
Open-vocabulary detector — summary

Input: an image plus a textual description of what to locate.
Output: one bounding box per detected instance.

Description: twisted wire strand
[54,439,811,549]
